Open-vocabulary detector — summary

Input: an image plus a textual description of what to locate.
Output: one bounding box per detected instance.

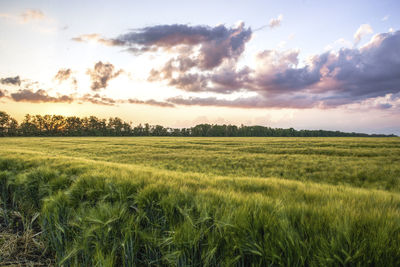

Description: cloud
[54,69,72,82]
[118,23,250,48]
[382,15,389,21]
[86,61,124,91]
[269,14,283,28]
[9,28,400,111]
[257,31,400,106]
[168,95,316,109]
[0,9,46,24]
[10,89,74,103]
[123,23,251,70]
[53,23,400,111]
[324,38,353,51]
[20,9,45,23]
[74,23,253,96]
[126,98,175,107]
[5,88,174,108]
[0,89,6,98]
[0,76,21,86]
[251,49,315,93]
[54,68,77,89]
[74,23,252,71]
[208,66,252,93]
[159,72,209,92]
[1,73,174,107]
[161,30,400,109]
[139,23,252,94]
[80,94,174,107]
[0,72,174,107]
[149,60,252,94]
[72,33,125,46]
[354,24,373,45]
[80,93,117,106]
[318,31,400,103]
[341,93,400,112]
[168,92,400,111]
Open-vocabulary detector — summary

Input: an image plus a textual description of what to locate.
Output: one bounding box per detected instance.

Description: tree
[65,116,82,136]
[0,111,395,137]
[143,123,150,136]
[108,117,124,136]
[133,124,144,136]
[0,111,18,136]
[20,114,38,136]
[151,125,167,136]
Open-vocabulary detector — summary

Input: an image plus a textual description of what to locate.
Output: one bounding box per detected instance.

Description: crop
[1,137,400,266]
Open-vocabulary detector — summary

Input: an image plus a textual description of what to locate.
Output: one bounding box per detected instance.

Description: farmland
[1,137,400,266]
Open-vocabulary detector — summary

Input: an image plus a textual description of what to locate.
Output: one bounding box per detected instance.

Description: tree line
[0,111,396,137]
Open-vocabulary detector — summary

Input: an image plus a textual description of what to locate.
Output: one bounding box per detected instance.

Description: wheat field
[1,137,400,266]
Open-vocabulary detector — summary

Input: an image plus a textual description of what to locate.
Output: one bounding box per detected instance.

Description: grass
[0,137,400,266]
[0,189,54,266]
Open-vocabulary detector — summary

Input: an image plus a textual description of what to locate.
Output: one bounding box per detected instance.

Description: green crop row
[1,137,400,266]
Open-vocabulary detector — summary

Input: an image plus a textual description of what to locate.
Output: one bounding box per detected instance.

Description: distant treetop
[0,111,396,137]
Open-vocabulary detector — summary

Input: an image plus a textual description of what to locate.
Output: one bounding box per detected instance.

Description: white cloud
[324,38,353,51]
[0,9,46,24]
[382,15,389,21]
[269,14,283,28]
[354,24,373,45]
[20,9,45,23]
[277,41,286,48]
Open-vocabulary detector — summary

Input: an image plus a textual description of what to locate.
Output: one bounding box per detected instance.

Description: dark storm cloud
[86,61,124,91]
[0,76,21,86]
[11,89,74,103]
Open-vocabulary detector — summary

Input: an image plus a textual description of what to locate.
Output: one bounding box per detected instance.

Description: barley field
[1,137,400,266]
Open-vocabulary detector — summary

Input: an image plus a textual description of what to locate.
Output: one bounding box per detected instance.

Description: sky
[0,0,399,134]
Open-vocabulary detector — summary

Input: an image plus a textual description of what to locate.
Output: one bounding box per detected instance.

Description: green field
[1,137,400,266]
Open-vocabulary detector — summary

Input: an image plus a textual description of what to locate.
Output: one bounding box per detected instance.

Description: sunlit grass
[1,137,400,266]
